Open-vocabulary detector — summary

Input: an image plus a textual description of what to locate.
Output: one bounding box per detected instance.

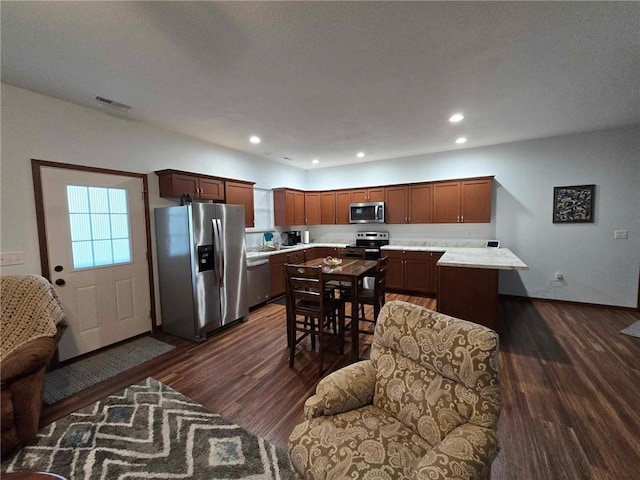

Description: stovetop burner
[353,231,389,248]
[345,232,389,259]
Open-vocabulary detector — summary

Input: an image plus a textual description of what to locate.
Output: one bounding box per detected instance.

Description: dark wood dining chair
[342,256,389,333]
[285,264,346,375]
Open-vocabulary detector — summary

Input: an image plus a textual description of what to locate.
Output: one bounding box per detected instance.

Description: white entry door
[40,166,151,361]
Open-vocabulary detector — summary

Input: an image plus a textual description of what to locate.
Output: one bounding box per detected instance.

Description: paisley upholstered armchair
[289,300,501,480]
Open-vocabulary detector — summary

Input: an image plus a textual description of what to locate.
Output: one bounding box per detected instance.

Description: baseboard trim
[499,293,639,312]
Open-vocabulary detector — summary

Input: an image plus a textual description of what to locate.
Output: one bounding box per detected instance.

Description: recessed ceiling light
[356,152,365,158]
[455,137,467,144]
[449,113,464,123]
[249,136,261,144]
[312,159,319,164]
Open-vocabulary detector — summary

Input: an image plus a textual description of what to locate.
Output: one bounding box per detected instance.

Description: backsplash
[245,231,278,251]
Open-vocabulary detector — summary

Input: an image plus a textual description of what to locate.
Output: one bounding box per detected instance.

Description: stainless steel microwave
[349,202,385,224]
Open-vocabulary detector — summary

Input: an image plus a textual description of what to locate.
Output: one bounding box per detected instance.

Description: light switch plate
[614,230,628,239]
[0,251,25,266]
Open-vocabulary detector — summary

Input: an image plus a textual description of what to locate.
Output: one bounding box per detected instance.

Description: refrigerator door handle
[212,218,224,287]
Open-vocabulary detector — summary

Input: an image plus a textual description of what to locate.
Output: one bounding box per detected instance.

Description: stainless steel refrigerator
[154,203,249,341]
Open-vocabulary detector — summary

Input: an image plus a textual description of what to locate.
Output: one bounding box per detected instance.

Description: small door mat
[620,320,640,339]
[44,336,175,404]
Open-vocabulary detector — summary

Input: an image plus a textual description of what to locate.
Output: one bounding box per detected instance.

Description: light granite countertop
[247,243,528,271]
[437,248,528,270]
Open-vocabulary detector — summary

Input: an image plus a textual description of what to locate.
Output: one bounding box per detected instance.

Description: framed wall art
[553,184,595,223]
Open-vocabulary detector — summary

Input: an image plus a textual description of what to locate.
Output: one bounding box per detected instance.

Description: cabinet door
[433,181,461,223]
[225,181,254,227]
[335,191,351,224]
[170,173,199,197]
[408,184,432,223]
[385,186,408,224]
[368,188,386,202]
[404,252,430,293]
[273,189,284,226]
[320,192,336,224]
[428,252,444,295]
[269,255,286,297]
[198,177,225,201]
[461,179,492,223]
[304,247,324,261]
[304,192,321,225]
[351,188,385,202]
[350,189,368,203]
[285,191,296,226]
[294,191,305,226]
[286,251,304,264]
[386,254,405,290]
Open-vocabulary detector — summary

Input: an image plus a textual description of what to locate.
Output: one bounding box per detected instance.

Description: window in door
[66,185,132,269]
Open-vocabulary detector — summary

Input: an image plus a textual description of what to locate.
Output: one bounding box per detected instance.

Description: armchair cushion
[290,404,434,480]
[413,423,498,480]
[371,301,500,443]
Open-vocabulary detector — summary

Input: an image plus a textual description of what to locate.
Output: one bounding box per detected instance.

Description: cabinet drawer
[383,250,428,261]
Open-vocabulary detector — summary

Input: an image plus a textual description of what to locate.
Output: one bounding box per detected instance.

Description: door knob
[54,265,63,272]
[55,279,66,286]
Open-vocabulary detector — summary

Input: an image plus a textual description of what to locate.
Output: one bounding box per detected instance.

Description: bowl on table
[323,257,343,267]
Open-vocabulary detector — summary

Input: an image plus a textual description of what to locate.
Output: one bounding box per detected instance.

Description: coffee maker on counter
[281,231,302,246]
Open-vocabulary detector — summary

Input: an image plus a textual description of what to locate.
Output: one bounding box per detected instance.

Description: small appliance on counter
[282,231,301,246]
[302,231,310,244]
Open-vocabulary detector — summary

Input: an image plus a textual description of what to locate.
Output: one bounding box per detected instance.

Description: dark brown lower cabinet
[304,247,325,261]
[269,253,286,297]
[429,252,444,297]
[385,250,438,295]
[437,266,499,329]
[268,248,325,298]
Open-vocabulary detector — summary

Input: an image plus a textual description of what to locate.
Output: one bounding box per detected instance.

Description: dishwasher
[247,258,271,308]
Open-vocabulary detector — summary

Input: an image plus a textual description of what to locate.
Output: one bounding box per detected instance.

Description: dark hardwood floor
[41,295,640,479]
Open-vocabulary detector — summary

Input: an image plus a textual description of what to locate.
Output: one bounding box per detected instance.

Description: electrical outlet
[614,230,628,239]
[0,251,25,266]
[468,230,478,238]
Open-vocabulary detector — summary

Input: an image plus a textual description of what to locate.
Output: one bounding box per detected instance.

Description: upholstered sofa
[289,300,501,480]
[1,275,65,457]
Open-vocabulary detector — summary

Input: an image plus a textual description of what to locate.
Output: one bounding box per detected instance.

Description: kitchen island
[247,242,528,330]
[436,248,528,329]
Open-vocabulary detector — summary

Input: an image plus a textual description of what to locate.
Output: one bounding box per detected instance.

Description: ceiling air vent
[94,96,131,112]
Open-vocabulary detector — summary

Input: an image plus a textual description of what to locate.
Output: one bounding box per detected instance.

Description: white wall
[0,84,306,321]
[306,126,640,308]
[2,84,638,309]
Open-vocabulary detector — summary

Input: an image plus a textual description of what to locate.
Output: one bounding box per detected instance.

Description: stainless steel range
[344,231,389,260]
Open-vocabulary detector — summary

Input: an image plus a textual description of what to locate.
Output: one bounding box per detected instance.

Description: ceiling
[2,2,638,170]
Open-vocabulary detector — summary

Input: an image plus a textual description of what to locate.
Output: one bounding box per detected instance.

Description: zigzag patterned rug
[2,377,294,480]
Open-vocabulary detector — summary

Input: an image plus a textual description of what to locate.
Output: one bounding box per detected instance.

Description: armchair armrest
[413,423,499,480]
[1,337,56,386]
[304,360,376,419]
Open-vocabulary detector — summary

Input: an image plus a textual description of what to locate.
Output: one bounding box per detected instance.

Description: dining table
[295,257,377,361]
